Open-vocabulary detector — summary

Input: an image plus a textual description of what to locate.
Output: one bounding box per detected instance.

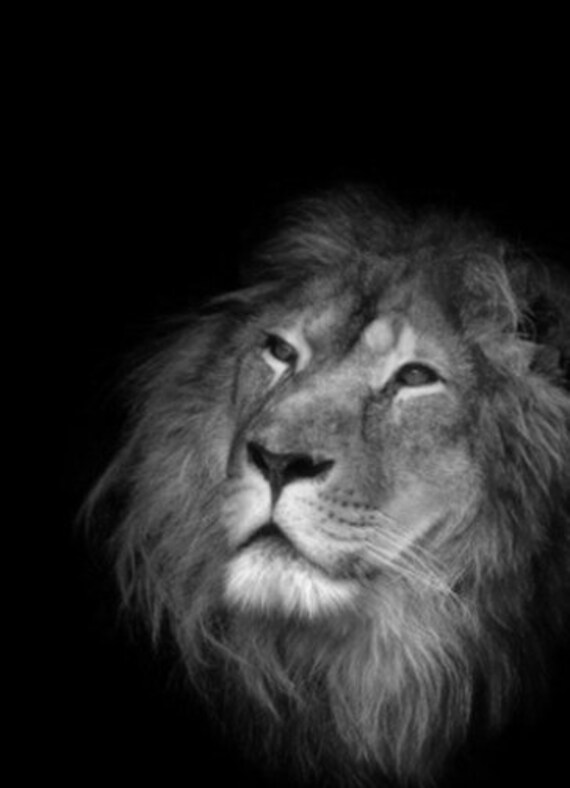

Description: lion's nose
[246,441,334,500]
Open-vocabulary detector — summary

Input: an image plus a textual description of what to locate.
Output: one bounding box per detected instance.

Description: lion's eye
[395,363,440,387]
[264,334,298,366]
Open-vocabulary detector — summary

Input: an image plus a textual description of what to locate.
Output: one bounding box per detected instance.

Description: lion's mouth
[239,521,294,552]
[240,521,308,563]
[239,521,334,577]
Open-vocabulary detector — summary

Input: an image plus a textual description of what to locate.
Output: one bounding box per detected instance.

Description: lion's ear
[516,292,569,388]
[527,342,565,381]
[516,294,560,345]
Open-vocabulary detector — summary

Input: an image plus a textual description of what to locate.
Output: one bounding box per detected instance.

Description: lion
[86,187,570,786]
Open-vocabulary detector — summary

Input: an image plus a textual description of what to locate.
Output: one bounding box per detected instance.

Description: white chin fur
[225,545,357,618]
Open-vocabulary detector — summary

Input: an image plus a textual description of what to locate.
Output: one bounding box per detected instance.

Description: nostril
[283,456,334,483]
[246,441,335,490]
[247,441,272,479]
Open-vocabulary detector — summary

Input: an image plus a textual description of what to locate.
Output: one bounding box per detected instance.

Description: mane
[85,187,570,785]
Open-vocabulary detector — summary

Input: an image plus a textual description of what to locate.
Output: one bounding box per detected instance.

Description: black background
[43,38,570,788]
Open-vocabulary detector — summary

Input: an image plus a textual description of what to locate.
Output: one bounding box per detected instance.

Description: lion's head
[88,188,570,786]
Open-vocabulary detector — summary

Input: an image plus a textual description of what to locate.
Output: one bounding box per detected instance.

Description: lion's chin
[224,538,358,619]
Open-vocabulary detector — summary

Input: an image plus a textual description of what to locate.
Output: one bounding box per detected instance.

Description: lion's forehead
[280,298,453,388]
[362,320,419,388]
[361,317,397,354]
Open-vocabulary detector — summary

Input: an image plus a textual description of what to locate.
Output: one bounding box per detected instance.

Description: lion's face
[90,188,570,786]
[222,281,480,621]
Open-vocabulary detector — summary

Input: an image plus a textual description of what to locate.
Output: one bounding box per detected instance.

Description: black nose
[247,441,334,500]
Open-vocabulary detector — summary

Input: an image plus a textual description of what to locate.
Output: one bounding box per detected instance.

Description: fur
[86,187,570,786]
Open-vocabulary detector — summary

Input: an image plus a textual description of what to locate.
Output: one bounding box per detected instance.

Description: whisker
[307,499,468,603]
[362,527,457,597]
